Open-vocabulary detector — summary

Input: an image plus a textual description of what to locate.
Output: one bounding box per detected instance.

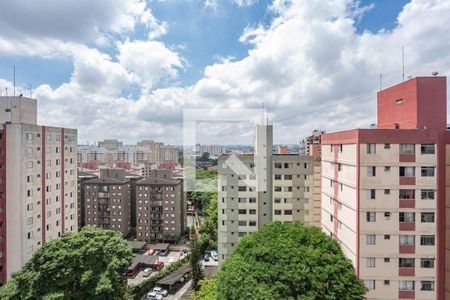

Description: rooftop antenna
[402,46,405,82]
[26,83,32,98]
[379,73,383,91]
[432,71,438,77]
[13,66,16,96]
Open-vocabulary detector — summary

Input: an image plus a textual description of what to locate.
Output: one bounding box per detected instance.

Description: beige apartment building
[321,77,447,299]
[135,177,185,242]
[218,125,320,263]
[83,177,131,236]
[0,96,78,284]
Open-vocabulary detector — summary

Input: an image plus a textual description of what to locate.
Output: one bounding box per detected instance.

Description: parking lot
[127,251,184,286]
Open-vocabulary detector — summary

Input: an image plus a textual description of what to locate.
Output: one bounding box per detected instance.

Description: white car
[142,268,153,277]
[153,286,168,297]
[146,292,163,300]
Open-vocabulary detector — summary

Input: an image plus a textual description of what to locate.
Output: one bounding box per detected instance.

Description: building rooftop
[84,177,128,184]
[136,178,179,185]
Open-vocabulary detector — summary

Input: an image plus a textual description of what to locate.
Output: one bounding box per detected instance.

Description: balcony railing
[399,222,415,231]
[399,177,416,185]
[399,267,415,276]
[399,199,415,208]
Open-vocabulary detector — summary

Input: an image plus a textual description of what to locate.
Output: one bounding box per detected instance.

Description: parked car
[210,250,218,261]
[203,254,209,262]
[153,287,168,297]
[146,292,163,300]
[155,261,165,271]
[142,268,153,277]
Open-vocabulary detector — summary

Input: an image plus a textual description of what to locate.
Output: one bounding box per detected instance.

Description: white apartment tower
[0,96,78,284]
[218,125,320,263]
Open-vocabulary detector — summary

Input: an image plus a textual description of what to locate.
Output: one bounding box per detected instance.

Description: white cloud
[233,0,258,8]
[117,40,183,91]
[3,0,450,145]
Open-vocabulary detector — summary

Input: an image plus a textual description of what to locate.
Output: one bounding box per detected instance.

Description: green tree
[217,222,367,300]
[0,227,133,300]
[189,234,204,292]
[192,275,218,300]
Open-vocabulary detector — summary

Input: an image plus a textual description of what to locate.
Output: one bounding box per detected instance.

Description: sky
[0,0,449,145]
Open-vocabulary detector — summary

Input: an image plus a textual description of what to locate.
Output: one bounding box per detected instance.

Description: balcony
[399,267,415,276]
[400,222,415,231]
[399,245,415,254]
[399,291,415,299]
[399,177,416,185]
[399,199,415,208]
[399,154,416,163]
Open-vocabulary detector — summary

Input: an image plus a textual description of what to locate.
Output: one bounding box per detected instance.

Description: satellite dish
[432,71,438,76]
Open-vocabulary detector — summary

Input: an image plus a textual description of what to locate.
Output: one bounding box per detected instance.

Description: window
[26,161,33,169]
[274,163,282,169]
[274,198,281,203]
[284,210,292,215]
[400,166,415,177]
[274,186,282,192]
[384,189,390,195]
[421,281,434,291]
[384,280,390,285]
[384,144,390,149]
[384,212,391,219]
[396,98,404,105]
[421,144,435,154]
[400,144,415,154]
[366,212,376,222]
[367,189,376,200]
[238,197,247,203]
[249,209,256,215]
[249,198,256,203]
[238,209,247,214]
[26,133,33,140]
[399,212,415,223]
[249,221,256,226]
[420,258,435,268]
[364,280,375,290]
[338,163,342,171]
[330,215,334,222]
[399,189,415,199]
[384,166,391,172]
[384,258,390,263]
[274,210,282,215]
[421,213,435,223]
[238,221,247,226]
[46,134,51,141]
[274,174,282,180]
[339,144,343,152]
[367,144,376,154]
[27,203,33,211]
[399,258,415,268]
[284,174,293,180]
[284,187,292,192]
[366,257,375,268]
[399,235,415,245]
[421,166,435,177]
[366,234,376,245]
[399,281,415,291]
[384,234,390,240]
[421,189,435,200]
[27,189,33,197]
[27,175,33,182]
[367,166,376,177]
[238,186,247,191]
[420,235,435,246]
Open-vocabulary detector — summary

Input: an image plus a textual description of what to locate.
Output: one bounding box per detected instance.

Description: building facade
[83,177,131,236]
[321,76,448,299]
[0,96,78,284]
[218,125,321,263]
[135,177,185,242]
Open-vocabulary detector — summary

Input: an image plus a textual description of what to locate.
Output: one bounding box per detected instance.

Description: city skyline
[1,0,449,145]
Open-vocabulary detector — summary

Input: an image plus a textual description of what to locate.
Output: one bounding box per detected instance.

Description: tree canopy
[0,227,133,300]
[217,222,367,300]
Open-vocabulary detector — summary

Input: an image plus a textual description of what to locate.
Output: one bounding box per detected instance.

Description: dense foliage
[0,227,133,300]
[198,194,218,252]
[217,222,367,300]
[192,275,217,300]
[189,234,204,292]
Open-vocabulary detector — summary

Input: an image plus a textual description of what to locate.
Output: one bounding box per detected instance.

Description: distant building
[0,96,78,283]
[197,144,224,157]
[277,146,288,154]
[98,139,123,150]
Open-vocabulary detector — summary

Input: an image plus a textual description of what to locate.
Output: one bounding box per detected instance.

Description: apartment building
[321,76,448,299]
[218,125,320,263]
[77,171,98,228]
[0,96,78,284]
[83,177,131,236]
[135,176,185,242]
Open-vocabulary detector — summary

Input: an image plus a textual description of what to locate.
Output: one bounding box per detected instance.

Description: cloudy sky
[0,0,449,145]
